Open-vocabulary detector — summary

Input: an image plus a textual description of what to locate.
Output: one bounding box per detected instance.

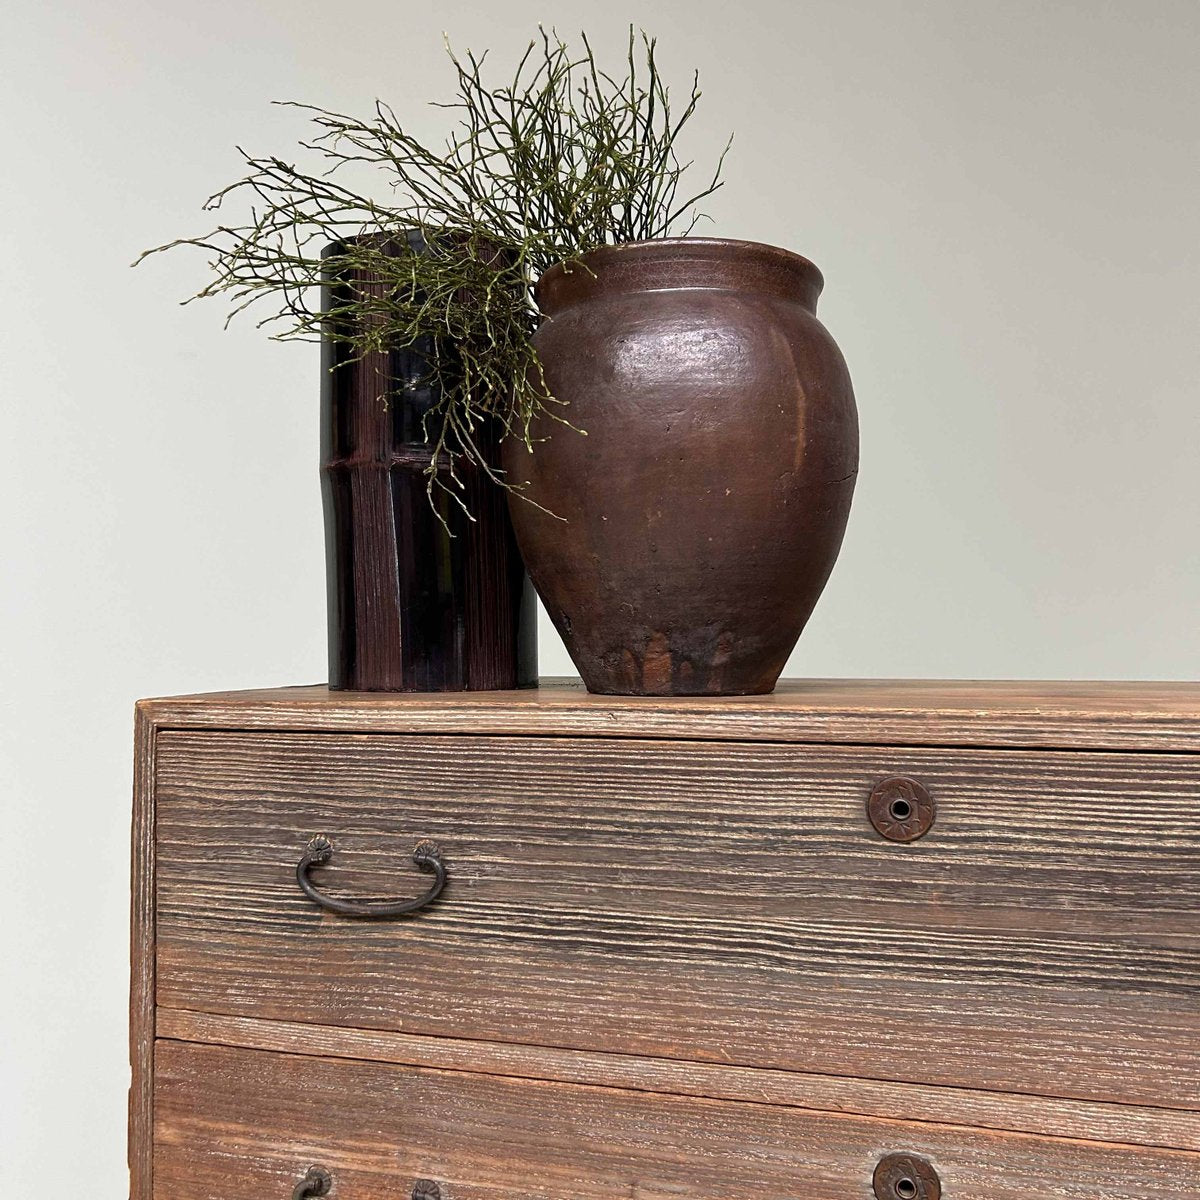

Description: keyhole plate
[873,1152,941,1200]
[867,777,936,842]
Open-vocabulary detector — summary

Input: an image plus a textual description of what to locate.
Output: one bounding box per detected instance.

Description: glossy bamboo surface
[321,233,535,691]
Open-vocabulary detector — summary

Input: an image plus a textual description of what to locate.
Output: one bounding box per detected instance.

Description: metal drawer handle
[293,1166,332,1199]
[296,835,446,918]
[292,1166,440,1199]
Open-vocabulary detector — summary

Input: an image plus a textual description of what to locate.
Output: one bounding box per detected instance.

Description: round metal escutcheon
[873,1152,941,1200]
[412,1181,442,1200]
[867,777,936,842]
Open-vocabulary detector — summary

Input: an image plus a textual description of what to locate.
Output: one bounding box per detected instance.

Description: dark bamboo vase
[503,237,858,697]
[321,233,537,691]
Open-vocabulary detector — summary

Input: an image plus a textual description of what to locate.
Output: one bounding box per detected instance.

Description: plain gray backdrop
[1,0,1197,1190]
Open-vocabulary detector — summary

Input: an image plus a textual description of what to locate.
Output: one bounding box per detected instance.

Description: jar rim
[535,237,824,313]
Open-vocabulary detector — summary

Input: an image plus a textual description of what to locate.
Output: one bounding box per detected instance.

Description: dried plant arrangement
[136,29,731,509]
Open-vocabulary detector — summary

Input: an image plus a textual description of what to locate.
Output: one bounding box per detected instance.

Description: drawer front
[154,732,1200,1109]
[154,1041,1198,1199]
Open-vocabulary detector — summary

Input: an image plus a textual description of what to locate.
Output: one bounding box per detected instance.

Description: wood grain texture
[152,731,1200,1111]
[153,1041,1200,1200]
[137,677,1200,751]
[157,1010,1200,1152]
[130,704,156,1200]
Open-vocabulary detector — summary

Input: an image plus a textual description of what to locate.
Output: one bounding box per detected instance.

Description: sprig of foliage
[136,28,731,513]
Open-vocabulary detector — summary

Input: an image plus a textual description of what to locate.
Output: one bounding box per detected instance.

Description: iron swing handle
[295,835,446,918]
[293,1166,440,1199]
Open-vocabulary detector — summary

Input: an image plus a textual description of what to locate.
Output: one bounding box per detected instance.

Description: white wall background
[1,0,1197,1190]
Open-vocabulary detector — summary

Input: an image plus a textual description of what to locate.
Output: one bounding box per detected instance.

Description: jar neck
[535,238,824,315]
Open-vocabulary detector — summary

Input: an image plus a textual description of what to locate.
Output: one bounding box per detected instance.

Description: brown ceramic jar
[502,237,859,696]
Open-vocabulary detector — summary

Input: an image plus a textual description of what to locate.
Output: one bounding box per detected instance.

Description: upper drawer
[153,732,1200,1109]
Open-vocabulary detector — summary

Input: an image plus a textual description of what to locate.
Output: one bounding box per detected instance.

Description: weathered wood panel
[153,1041,1200,1200]
[153,731,1200,1110]
[137,677,1200,751]
[157,1009,1200,1152]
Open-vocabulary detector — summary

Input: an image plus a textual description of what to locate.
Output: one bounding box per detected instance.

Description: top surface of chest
[137,676,1200,750]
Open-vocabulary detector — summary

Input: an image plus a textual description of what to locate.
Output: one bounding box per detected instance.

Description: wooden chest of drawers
[131,680,1200,1198]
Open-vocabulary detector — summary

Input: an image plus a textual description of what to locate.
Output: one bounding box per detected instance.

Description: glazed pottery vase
[502,237,858,696]
[321,232,537,691]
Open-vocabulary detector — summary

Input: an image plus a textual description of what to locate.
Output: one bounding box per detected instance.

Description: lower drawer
[153,1041,1198,1199]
